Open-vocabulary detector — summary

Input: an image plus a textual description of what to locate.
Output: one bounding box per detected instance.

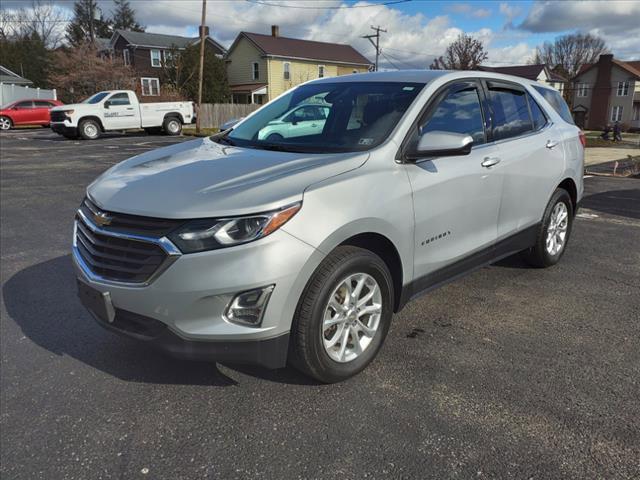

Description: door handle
[481,157,501,168]
[546,140,559,149]
[126,107,134,110]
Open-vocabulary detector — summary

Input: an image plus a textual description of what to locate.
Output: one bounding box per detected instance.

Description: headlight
[168,202,301,253]
[61,109,75,115]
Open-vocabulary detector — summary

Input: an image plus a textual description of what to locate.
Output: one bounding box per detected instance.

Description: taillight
[578,131,586,148]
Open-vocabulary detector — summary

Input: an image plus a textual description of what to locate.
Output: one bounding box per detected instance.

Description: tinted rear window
[533,86,574,125]
[488,87,533,140]
[528,94,548,131]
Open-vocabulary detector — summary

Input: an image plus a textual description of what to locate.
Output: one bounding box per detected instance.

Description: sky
[2,0,639,68]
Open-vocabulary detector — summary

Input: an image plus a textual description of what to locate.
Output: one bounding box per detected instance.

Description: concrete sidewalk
[585,147,640,166]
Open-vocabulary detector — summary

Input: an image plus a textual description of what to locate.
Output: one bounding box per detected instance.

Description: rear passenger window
[34,100,53,108]
[419,86,485,145]
[528,95,547,131]
[533,85,574,125]
[488,86,533,140]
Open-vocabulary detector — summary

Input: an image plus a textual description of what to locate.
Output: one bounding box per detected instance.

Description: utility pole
[196,0,207,134]
[362,25,386,71]
[89,0,95,46]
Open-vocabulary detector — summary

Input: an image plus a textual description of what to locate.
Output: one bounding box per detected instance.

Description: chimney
[199,25,210,38]
[271,25,279,37]
[589,53,614,129]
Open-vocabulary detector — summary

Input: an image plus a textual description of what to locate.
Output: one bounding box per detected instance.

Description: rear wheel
[522,188,573,267]
[0,116,12,130]
[290,246,394,383]
[163,117,182,136]
[266,133,283,142]
[79,119,101,140]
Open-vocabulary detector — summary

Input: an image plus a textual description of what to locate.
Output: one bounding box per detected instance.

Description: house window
[576,83,588,97]
[611,105,623,122]
[318,65,325,78]
[252,62,259,80]
[283,62,290,80]
[150,49,161,67]
[164,50,174,63]
[123,49,130,66]
[617,81,629,96]
[633,104,640,121]
[141,77,160,96]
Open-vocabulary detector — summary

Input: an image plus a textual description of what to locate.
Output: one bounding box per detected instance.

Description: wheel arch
[339,232,404,313]
[163,112,184,124]
[557,177,577,213]
[78,115,104,131]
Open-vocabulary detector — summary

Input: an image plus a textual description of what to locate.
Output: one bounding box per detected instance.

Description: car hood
[88,137,368,219]
[51,103,88,112]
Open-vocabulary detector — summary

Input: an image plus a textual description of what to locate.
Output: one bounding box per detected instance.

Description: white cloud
[519,0,640,59]
[485,42,536,66]
[448,3,492,18]
[499,2,523,28]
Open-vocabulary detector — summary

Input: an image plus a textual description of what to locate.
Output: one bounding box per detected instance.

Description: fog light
[224,285,275,326]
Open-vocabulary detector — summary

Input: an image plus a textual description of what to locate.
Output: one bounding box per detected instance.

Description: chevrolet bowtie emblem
[93,211,112,226]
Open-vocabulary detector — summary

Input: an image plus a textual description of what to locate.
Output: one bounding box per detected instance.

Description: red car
[0,98,64,130]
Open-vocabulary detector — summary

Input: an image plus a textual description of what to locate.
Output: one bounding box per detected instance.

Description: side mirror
[406,131,473,161]
[103,101,111,109]
[12,106,19,110]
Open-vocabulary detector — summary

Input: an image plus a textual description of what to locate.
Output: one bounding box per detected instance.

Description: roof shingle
[241,32,371,66]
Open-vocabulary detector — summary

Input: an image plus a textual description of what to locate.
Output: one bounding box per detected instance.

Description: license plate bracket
[77,280,116,323]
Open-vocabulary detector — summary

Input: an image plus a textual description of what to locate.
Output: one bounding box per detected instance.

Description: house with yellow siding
[226,26,372,104]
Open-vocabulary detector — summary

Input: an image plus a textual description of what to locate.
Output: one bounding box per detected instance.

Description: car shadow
[3,255,316,386]
[40,131,156,142]
[581,188,640,220]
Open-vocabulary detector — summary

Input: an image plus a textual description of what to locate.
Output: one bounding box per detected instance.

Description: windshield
[224,82,425,153]
[83,92,110,104]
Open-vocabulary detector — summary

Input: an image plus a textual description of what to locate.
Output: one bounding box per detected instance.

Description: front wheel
[290,246,394,383]
[79,119,101,140]
[522,188,573,267]
[163,117,182,136]
[0,116,12,131]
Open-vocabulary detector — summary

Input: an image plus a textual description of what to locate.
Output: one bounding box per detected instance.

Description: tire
[0,116,12,131]
[163,117,182,136]
[290,246,394,383]
[266,133,283,142]
[78,119,101,140]
[522,188,573,268]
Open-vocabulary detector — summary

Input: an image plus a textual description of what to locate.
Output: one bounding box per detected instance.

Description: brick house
[571,54,640,130]
[108,28,226,98]
[225,25,372,104]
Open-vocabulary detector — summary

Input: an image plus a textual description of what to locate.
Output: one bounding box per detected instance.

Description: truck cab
[50,90,194,140]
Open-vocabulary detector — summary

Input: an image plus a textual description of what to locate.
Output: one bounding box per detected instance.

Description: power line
[245,0,410,9]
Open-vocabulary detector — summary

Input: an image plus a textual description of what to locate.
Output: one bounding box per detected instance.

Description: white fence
[198,103,261,129]
[0,83,57,106]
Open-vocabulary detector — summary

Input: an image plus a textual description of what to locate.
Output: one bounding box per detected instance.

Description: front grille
[75,210,174,284]
[80,198,183,237]
[50,111,67,122]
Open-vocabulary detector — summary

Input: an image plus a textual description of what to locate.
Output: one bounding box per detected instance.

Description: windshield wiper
[212,130,235,146]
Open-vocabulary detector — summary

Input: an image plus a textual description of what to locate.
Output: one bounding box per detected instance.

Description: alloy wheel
[322,273,382,363]
[84,123,98,139]
[546,202,568,256]
[0,117,10,130]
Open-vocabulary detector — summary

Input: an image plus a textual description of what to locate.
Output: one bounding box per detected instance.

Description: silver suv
[74,71,584,383]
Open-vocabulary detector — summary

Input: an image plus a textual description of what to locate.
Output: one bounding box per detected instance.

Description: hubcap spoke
[322,272,383,363]
[546,202,568,256]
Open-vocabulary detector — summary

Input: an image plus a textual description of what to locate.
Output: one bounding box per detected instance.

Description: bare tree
[49,43,136,102]
[430,33,488,70]
[531,33,609,79]
[1,1,69,47]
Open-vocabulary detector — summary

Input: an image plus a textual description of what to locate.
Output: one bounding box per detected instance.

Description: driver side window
[418,86,486,146]
[108,93,131,106]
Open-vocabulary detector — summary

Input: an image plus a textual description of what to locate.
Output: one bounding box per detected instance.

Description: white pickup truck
[50,90,195,140]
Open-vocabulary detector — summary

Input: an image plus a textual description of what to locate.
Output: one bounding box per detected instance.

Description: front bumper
[73,220,322,368]
[51,122,76,135]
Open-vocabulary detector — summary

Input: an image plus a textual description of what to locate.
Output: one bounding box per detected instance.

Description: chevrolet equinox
[74,71,584,383]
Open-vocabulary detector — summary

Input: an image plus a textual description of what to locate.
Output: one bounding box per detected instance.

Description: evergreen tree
[66,0,112,45]
[112,0,145,32]
[0,32,50,87]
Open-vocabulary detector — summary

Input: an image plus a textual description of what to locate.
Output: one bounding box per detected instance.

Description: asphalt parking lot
[1,129,639,479]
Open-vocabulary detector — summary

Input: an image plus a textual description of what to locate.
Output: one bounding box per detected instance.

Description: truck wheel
[163,117,182,136]
[522,188,573,268]
[0,116,12,130]
[289,246,394,383]
[79,119,101,140]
